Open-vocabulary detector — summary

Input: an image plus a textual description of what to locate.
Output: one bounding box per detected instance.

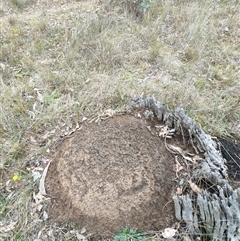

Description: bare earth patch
[46,113,177,237]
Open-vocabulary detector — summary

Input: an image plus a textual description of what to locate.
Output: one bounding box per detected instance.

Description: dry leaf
[167,144,193,162]
[5,180,12,193]
[34,160,52,202]
[166,144,183,154]
[39,160,52,195]
[188,180,202,194]
[37,204,43,212]
[76,232,88,241]
[82,116,88,122]
[162,228,177,238]
[158,125,175,138]
[48,229,55,240]
[176,187,183,195]
[192,155,202,167]
[100,109,115,120]
[175,156,184,177]
[146,126,151,132]
[42,211,48,221]
[76,122,80,129]
[0,63,6,71]
[33,192,45,204]
[42,130,55,139]
[30,136,37,144]
[34,88,44,103]
[29,110,36,119]
[182,235,192,241]
[33,102,37,111]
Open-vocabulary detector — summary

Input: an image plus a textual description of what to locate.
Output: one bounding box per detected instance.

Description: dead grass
[0,0,240,240]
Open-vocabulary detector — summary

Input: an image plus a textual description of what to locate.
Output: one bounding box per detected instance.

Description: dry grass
[0,0,240,240]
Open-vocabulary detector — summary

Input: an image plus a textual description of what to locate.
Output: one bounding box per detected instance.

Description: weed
[114,226,149,241]
[13,229,25,241]
[10,0,35,10]
[139,0,152,12]
[44,89,60,105]
[108,0,152,17]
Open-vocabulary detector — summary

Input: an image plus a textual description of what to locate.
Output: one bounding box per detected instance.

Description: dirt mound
[46,113,177,236]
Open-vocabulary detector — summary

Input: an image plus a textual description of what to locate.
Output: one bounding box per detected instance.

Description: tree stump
[129,96,240,241]
[46,96,240,240]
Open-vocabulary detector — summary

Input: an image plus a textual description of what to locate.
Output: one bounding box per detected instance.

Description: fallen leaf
[33,192,45,203]
[166,144,194,162]
[158,125,174,138]
[188,180,202,194]
[34,88,44,103]
[34,160,52,201]
[162,228,177,238]
[42,211,48,221]
[30,136,37,144]
[192,155,202,167]
[37,204,43,212]
[42,130,55,139]
[33,102,37,111]
[82,116,87,122]
[5,180,12,192]
[176,187,183,195]
[76,232,88,241]
[0,62,6,71]
[182,235,192,241]
[175,156,184,177]
[146,126,151,132]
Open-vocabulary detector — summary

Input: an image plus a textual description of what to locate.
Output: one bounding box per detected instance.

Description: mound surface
[46,113,176,234]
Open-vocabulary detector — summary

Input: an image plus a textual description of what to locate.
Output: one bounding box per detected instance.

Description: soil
[46,112,179,238]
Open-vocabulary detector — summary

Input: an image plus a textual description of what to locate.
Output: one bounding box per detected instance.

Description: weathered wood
[129,96,240,241]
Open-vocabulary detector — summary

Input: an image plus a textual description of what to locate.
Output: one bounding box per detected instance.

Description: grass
[0,0,240,240]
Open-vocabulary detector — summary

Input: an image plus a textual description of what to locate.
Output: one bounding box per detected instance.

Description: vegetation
[0,0,239,239]
[114,226,148,241]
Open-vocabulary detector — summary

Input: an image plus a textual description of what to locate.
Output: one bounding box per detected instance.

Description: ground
[0,0,240,240]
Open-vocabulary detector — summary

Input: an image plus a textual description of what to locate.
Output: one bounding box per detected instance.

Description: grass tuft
[10,0,36,10]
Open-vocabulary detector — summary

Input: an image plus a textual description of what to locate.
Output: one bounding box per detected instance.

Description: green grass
[0,0,240,239]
